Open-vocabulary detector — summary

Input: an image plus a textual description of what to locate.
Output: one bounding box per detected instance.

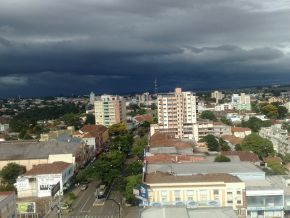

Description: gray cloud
[0,0,290,97]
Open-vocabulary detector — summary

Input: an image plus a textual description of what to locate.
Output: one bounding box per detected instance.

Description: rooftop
[0,139,82,161]
[221,151,260,162]
[80,124,107,134]
[146,162,264,175]
[145,172,242,184]
[221,135,243,145]
[145,154,205,164]
[150,133,193,148]
[231,127,251,132]
[24,161,71,176]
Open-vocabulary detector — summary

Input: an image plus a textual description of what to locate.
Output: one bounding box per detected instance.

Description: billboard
[17,202,36,214]
[37,175,61,197]
[139,183,148,199]
[16,177,29,191]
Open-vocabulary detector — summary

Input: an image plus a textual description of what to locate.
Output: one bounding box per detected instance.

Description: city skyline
[0,0,290,97]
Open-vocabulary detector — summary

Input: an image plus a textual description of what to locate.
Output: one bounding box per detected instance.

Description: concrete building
[215,103,233,111]
[144,172,246,214]
[231,93,251,111]
[94,94,126,127]
[0,139,88,170]
[89,91,95,105]
[195,121,231,140]
[146,162,265,181]
[259,124,290,154]
[39,126,75,141]
[136,92,152,106]
[152,88,197,141]
[0,191,16,218]
[231,127,252,139]
[16,162,74,198]
[284,102,290,113]
[211,91,224,103]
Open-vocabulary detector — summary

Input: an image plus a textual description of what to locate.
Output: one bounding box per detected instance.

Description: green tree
[108,123,128,137]
[241,134,274,158]
[200,111,217,121]
[62,113,81,127]
[124,175,142,204]
[85,114,95,125]
[220,117,232,125]
[125,162,143,176]
[219,139,230,151]
[278,106,288,119]
[235,144,242,151]
[260,104,278,119]
[150,103,157,110]
[214,155,231,162]
[0,163,26,185]
[202,135,219,151]
[241,117,271,132]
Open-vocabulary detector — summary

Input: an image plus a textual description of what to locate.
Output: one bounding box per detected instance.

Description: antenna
[154,78,158,94]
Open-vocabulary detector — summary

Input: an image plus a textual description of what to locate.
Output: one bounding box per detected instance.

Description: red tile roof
[145,154,205,164]
[150,133,193,148]
[231,127,251,132]
[221,151,260,162]
[134,114,153,123]
[80,125,107,134]
[24,161,72,175]
[221,135,243,145]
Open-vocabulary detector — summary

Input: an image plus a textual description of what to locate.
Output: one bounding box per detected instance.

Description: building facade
[144,172,246,214]
[231,93,251,111]
[195,121,231,140]
[154,88,197,141]
[94,95,126,127]
[259,124,290,154]
[211,91,224,103]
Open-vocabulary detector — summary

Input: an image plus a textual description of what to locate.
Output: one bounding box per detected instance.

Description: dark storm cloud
[0,0,290,97]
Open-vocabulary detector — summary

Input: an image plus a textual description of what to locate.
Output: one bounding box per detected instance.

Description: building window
[161,191,168,202]
[213,189,219,201]
[237,190,241,195]
[187,190,194,201]
[237,200,242,204]
[200,190,208,201]
[174,190,181,201]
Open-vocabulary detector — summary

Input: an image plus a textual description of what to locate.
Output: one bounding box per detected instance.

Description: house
[231,127,251,138]
[133,114,153,125]
[221,151,260,164]
[16,162,74,198]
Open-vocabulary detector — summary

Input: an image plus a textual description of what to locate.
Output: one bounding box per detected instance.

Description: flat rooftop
[146,162,264,175]
[0,139,82,161]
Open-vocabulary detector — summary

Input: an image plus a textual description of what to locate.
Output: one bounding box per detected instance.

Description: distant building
[151,88,197,141]
[259,124,290,154]
[231,127,251,138]
[211,91,224,103]
[89,92,95,105]
[94,95,126,127]
[0,191,16,218]
[214,103,233,111]
[39,126,75,141]
[195,121,231,140]
[231,93,251,111]
[136,92,152,105]
[281,91,290,99]
[16,162,74,198]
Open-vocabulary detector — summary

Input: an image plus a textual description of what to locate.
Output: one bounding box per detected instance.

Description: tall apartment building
[94,95,126,127]
[136,92,152,105]
[231,93,251,111]
[211,90,224,103]
[154,88,197,141]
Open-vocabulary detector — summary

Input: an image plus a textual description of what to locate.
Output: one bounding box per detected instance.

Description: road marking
[80,196,92,212]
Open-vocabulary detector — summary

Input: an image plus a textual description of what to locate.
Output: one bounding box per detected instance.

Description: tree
[0,163,26,185]
[124,175,142,204]
[260,104,278,119]
[62,113,81,127]
[202,135,219,151]
[278,106,288,119]
[125,162,143,176]
[108,123,128,137]
[220,117,232,125]
[214,155,231,162]
[85,114,95,125]
[219,139,230,151]
[241,133,274,158]
[200,111,217,121]
[241,117,271,132]
[235,144,242,151]
[150,103,157,110]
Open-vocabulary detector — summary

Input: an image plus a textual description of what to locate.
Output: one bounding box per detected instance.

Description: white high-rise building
[94,95,126,127]
[211,91,224,103]
[152,88,197,141]
[231,93,251,110]
[89,92,95,105]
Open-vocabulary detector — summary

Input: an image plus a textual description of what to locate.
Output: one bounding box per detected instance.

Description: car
[80,184,88,191]
[59,203,70,210]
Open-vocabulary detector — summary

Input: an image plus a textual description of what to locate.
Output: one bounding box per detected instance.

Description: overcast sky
[0,0,290,97]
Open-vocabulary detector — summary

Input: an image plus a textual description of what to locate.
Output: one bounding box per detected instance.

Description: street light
[107,198,121,218]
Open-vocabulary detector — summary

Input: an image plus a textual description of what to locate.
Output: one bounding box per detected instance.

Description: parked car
[80,183,88,191]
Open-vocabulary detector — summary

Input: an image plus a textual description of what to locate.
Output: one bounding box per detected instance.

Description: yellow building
[144,172,246,214]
